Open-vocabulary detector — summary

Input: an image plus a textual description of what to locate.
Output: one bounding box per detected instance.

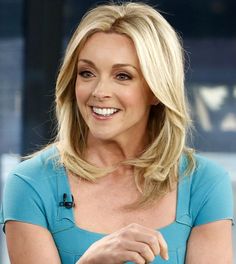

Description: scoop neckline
[55,146,186,236]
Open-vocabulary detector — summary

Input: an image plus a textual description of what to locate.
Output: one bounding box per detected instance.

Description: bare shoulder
[5,221,61,264]
[186,220,233,264]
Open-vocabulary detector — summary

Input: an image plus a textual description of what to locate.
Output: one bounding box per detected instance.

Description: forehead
[78,32,140,66]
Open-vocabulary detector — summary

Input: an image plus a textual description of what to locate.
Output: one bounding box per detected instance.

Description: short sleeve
[0,173,48,231]
[193,172,234,226]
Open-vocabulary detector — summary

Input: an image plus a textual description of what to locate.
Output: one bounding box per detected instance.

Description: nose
[92,78,112,99]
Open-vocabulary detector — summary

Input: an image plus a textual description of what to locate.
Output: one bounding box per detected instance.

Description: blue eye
[116,73,132,81]
[79,71,94,78]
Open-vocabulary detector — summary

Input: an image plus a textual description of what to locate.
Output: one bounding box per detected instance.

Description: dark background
[0,0,236,156]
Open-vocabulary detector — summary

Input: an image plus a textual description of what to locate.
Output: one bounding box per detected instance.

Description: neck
[84,131,149,168]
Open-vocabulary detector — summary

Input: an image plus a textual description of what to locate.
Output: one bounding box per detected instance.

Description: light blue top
[0,146,234,264]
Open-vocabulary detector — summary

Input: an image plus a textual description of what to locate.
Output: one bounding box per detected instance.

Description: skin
[75,32,155,165]
[5,222,61,264]
[186,220,233,264]
[5,32,233,264]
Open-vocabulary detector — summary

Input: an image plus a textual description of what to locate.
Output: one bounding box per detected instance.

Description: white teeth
[92,107,118,116]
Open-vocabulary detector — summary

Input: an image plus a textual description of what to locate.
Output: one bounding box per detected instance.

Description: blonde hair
[55,2,195,209]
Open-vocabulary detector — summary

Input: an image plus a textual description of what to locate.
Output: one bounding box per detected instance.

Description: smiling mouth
[91,106,120,117]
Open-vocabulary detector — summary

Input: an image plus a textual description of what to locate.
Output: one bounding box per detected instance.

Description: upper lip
[89,105,120,110]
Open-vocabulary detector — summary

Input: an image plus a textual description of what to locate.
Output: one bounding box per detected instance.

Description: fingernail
[165,253,169,261]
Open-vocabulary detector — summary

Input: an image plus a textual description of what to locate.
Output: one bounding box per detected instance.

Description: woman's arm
[186,220,233,264]
[5,221,61,264]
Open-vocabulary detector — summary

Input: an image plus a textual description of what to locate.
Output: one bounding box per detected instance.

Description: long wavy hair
[54,2,195,209]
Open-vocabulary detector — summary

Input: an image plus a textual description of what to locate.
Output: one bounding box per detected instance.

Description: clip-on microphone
[59,193,75,209]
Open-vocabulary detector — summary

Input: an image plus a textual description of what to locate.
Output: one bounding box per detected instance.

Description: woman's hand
[77,223,169,264]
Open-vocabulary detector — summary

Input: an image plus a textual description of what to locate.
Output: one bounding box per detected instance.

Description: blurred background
[0,0,235,263]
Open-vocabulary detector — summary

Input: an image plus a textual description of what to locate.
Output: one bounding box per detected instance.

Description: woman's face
[75,32,155,142]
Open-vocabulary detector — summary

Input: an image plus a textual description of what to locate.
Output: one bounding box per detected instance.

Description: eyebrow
[78,59,138,72]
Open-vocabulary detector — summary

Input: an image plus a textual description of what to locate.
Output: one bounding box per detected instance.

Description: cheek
[75,80,89,105]
[118,87,141,104]
[142,85,155,105]
[75,87,81,104]
[122,82,153,107]
[75,86,88,119]
[122,90,151,109]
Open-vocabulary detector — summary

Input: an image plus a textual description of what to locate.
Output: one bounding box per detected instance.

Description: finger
[135,225,169,260]
[156,232,169,260]
[130,232,160,257]
[124,251,146,264]
[123,240,155,263]
[124,224,160,256]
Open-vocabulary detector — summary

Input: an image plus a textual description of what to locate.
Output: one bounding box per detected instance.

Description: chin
[89,130,117,141]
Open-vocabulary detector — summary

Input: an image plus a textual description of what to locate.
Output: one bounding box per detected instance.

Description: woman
[0,2,234,263]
